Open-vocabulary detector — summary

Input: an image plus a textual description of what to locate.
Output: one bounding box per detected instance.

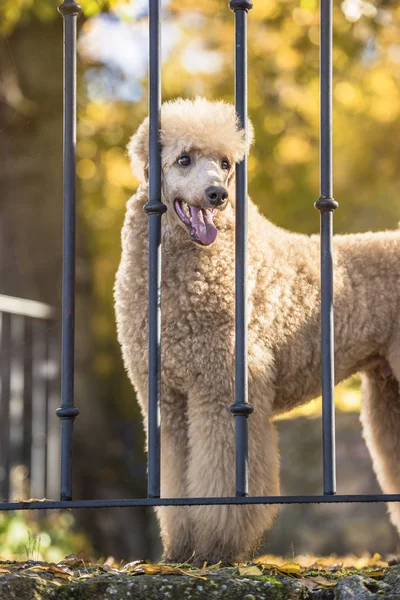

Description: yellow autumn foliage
[3,0,400,419]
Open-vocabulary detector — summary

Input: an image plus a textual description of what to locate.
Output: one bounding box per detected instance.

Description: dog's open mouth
[174,199,218,246]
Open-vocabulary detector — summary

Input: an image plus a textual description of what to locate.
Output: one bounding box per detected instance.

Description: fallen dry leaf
[325,562,343,572]
[278,562,302,576]
[309,575,337,588]
[59,554,85,568]
[103,556,115,567]
[120,560,146,572]
[127,564,159,575]
[123,562,207,580]
[129,564,178,576]
[238,565,263,576]
[206,562,222,570]
[298,577,318,591]
[176,568,207,580]
[24,564,72,581]
[366,554,388,568]
[364,569,386,578]
[258,562,279,570]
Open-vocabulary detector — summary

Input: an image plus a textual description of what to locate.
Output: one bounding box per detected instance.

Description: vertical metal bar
[315,0,338,495]
[31,320,46,498]
[44,320,50,498]
[229,0,253,498]
[46,323,61,501]
[56,0,81,501]
[144,0,166,499]
[22,318,33,493]
[9,315,24,500]
[0,313,12,500]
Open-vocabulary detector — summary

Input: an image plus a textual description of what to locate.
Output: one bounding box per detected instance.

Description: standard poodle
[114,97,400,565]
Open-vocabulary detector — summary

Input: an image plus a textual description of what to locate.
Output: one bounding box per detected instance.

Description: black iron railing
[56,0,81,504]
[315,0,338,497]
[1,0,400,514]
[0,296,60,502]
[229,0,254,499]
[144,0,166,500]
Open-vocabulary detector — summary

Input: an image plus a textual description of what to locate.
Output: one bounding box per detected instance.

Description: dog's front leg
[156,386,194,563]
[135,380,193,562]
[186,379,280,566]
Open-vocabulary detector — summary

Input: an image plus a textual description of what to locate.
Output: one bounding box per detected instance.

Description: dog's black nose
[205,186,228,206]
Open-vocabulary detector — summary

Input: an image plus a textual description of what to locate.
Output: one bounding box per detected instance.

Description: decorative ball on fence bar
[57,0,82,16]
[229,0,253,11]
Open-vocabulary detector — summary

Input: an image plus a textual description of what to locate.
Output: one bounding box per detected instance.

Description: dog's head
[128,97,254,247]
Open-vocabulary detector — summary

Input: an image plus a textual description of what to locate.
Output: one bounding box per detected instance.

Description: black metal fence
[0,296,60,503]
[1,0,400,513]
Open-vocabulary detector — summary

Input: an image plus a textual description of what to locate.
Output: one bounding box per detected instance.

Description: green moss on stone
[254,574,283,585]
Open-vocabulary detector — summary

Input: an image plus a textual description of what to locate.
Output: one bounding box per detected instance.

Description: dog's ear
[227,116,255,188]
[127,117,149,182]
[227,115,255,188]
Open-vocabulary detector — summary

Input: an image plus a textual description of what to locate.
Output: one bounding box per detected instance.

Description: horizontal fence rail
[1,494,400,511]
[0,296,55,320]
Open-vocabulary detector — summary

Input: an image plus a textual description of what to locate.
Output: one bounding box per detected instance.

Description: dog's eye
[177,156,191,166]
[221,159,230,170]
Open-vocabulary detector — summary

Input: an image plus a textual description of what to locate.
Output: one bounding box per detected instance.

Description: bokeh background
[1,0,400,562]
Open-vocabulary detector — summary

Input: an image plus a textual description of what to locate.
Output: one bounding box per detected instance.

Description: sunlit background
[1,0,400,562]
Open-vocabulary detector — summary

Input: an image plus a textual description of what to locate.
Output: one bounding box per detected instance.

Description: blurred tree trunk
[0,17,157,560]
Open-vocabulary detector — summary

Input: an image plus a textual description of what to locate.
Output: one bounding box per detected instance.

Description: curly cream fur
[115,97,400,564]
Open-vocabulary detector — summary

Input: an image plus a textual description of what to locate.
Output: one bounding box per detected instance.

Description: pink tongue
[190,207,218,245]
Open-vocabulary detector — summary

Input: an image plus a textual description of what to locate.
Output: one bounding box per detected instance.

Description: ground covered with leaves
[1,554,400,599]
